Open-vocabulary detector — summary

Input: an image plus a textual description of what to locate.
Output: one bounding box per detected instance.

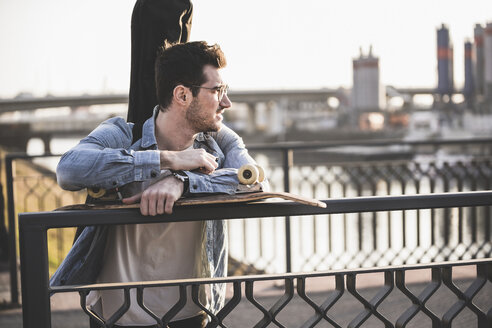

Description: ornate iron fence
[248,160,492,272]
[4,153,85,305]
[239,142,492,274]
[19,191,492,328]
[3,139,492,305]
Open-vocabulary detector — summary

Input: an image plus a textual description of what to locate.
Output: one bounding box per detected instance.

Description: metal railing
[20,191,492,328]
[3,153,85,305]
[3,138,492,306]
[244,139,492,274]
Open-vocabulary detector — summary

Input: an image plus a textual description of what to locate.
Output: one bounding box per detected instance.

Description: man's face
[185,65,231,133]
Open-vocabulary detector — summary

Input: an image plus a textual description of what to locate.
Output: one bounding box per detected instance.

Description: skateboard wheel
[238,164,259,185]
[255,165,265,182]
[87,187,106,198]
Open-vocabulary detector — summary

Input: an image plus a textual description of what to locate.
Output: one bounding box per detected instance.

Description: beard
[185,98,222,133]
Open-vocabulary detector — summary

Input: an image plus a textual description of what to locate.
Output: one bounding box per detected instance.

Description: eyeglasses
[189,84,229,101]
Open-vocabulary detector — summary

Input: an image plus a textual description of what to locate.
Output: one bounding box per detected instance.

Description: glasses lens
[219,85,228,100]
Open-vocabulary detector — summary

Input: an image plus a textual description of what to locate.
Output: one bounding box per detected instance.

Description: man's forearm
[158,148,218,173]
[56,117,162,191]
[57,147,161,191]
[159,150,174,170]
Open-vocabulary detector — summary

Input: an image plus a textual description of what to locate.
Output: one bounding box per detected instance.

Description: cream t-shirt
[89,220,203,325]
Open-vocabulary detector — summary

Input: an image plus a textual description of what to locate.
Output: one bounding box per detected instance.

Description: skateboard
[57,164,326,210]
[56,191,326,210]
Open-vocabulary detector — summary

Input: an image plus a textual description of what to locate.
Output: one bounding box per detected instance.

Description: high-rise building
[437,24,454,97]
[474,24,485,97]
[463,40,475,102]
[352,46,384,111]
[484,22,492,101]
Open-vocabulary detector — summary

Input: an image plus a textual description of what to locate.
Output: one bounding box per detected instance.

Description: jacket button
[112,181,117,186]
[193,184,198,189]
[151,171,157,178]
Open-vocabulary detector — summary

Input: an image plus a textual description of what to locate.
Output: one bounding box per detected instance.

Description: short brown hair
[155,41,227,110]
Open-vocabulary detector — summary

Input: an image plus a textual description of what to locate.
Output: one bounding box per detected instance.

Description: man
[53,41,265,327]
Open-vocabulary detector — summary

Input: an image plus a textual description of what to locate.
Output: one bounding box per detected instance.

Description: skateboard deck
[60,164,326,211]
[56,191,326,211]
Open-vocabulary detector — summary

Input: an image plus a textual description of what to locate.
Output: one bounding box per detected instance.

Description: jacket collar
[141,105,206,148]
[195,131,207,142]
[140,106,159,149]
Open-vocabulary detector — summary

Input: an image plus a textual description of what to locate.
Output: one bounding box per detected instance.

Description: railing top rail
[5,152,62,161]
[4,136,492,161]
[50,258,492,293]
[19,191,492,230]
[247,137,492,151]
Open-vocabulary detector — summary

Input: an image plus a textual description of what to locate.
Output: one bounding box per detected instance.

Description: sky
[0,0,491,98]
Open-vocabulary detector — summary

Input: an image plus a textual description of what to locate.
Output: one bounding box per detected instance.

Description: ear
[173,85,191,106]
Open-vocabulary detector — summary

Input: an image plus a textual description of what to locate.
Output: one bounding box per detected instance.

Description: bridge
[0,87,454,151]
[0,89,345,113]
[0,86,450,113]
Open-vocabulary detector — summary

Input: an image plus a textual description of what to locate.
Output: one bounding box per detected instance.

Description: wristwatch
[172,170,189,194]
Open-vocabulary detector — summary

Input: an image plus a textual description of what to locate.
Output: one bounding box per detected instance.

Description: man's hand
[122,176,184,216]
[160,149,218,174]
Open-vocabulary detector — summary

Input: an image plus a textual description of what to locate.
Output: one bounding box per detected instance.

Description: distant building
[474,24,485,97]
[352,46,384,112]
[484,22,492,102]
[463,40,474,102]
[437,24,454,97]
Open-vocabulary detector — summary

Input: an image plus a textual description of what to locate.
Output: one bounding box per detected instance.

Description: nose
[219,93,232,109]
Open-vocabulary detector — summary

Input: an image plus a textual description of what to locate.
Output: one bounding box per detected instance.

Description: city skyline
[1,0,491,99]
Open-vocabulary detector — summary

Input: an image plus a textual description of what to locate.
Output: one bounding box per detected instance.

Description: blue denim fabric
[50,225,109,286]
[51,106,266,314]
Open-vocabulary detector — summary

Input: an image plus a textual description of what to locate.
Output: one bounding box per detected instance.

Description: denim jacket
[51,106,264,314]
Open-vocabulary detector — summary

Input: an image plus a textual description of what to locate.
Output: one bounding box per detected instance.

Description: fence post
[5,154,19,305]
[0,158,8,263]
[19,214,51,328]
[283,149,293,273]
